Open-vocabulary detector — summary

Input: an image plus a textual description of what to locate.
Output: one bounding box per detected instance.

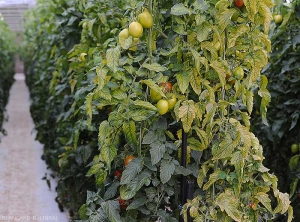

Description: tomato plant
[0,20,15,134]
[251,0,300,220]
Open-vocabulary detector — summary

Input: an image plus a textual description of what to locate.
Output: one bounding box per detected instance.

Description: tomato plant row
[0,19,16,137]
[22,0,293,221]
[251,0,300,220]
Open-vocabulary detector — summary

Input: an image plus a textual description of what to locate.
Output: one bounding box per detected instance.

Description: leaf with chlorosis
[216,190,243,222]
[106,46,120,73]
[179,100,196,133]
[142,63,167,72]
[133,100,158,111]
[176,72,189,94]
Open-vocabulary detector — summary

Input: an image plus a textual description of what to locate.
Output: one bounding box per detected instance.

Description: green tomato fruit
[232,66,244,80]
[156,100,169,115]
[119,28,129,39]
[150,88,163,102]
[291,144,299,153]
[138,9,153,28]
[129,22,143,38]
[167,96,177,110]
[274,14,283,24]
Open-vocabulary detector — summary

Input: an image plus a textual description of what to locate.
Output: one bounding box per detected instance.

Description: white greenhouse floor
[0,73,69,222]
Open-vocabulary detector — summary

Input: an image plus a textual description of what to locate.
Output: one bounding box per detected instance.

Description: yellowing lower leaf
[255,192,272,212]
[106,46,121,73]
[176,72,189,94]
[210,60,229,87]
[133,100,158,111]
[216,189,243,222]
[179,100,196,133]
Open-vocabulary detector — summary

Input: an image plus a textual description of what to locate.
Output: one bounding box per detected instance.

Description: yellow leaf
[179,100,196,133]
[216,189,243,222]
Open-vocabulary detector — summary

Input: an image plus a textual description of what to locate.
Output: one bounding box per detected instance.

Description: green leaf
[123,121,138,149]
[106,46,121,73]
[216,190,243,222]
[288,206,293,222]
[160,43,179,56]
[150,142,166,165]
[289,178,299,197]
[142,131,158,145]
[86,163,103,177]
[218,171,227,180]
[176,72,190,94]
[101,200,122,222]
[104,181,120,200]
[120,158,143,185]
[126,196,148,210]
[289,155,299,171]
[160,159,176,184]
[120,171,151,200]
[170,3,192,16]
[133,100,158,111]
[179,100,196,133]
[142,63,167,72]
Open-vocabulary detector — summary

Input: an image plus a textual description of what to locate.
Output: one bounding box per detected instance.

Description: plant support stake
[179,34,193,222]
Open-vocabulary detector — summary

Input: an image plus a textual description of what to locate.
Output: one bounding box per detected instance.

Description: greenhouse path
[0,73,68,221]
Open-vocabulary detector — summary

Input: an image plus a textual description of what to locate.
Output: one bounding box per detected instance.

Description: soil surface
[0,73,68,222]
